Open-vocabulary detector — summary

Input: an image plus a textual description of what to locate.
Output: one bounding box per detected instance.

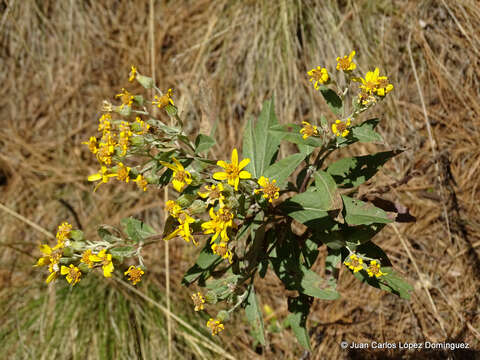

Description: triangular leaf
[342,195,393,226]
[263,153,305,188]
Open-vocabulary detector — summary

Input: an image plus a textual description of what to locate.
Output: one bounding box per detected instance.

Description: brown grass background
[1,0,479,359]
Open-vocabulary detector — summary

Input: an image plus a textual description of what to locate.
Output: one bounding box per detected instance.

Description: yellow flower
[355,68,393,96]
[255,176,280,203]
[61,264,82,285]
[165,200,182,218]
[80,249,96,268]
[332,118,351,137]
[336,50,356,72]
[367,260,387,278]
[96,132,116,165]
[375,76,394,97]
[88,166,117,191]
[134,174,148,191]
[213,148,251,191]
[358,91,376,106]
[191,292,205,311]
[152,89,174,108]
[98,114,112,134]
[115,88,133,108]
[299,121,319,140]
[82,136,98,154]
[344,254,364,273]
[133,117,150,134]
[165,211,197,245]
[125,265,144,285]
[307,66,329,89]
[160,157,192,192]
[89,249,114,278]
[129,65,137,82]
[206,318,225,336]
[211,242,233,263]
[198,183,225,206]
[201,207,233,243]
[56,222,72,243]
[118,131,130,156]
[35,244,62,281]
[111,162,130,183]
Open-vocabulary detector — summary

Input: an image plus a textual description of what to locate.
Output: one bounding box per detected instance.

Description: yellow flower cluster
[255,176,280,203]
[332,118,351,138]
[344,253,387,278]
[36,221,144,286]
[300,121,319,140]
[206,318,225,336]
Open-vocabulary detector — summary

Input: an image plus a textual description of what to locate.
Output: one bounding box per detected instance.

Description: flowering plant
[36,54,411,348]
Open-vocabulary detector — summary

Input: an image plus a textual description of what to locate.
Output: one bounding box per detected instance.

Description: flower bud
[188,200,207,215]
[70,241,86,251]
[62,247,74,257]
[70,230,84,242]
[130,136,145,147]
[136,74,154,89]
[78,263,91,273]
[114,105,131,117]
[205,291,218,304]
[133,95,144,106]
[145,175,159,185]
[216,310,230,322]
[177,194,196,208]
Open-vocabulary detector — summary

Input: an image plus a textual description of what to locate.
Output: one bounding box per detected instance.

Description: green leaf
[327,150,402,188]
[270,234,339,300]
[319,86,343,116]
[182,243,221,286]
[269,123,323,148]
[313,222,386,250]
[244,285,266,345]
[325,247,342,278]
[121,217,156,243]
[242,99,282,178]
[342,195,393,226]
[301,238,319,269]
[313,170,342,210]
[286,295,312,350]
[336,118,383,147]
[194,134,216,154]
[263,153,305,188]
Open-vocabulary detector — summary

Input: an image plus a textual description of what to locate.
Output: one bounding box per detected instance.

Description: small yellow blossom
[165,211,197,245]
[307,66,329,89]
[198,183,225,206]
[332,118,351,137]
[133,117,150,135]
[152,89,174,109]
[88,166,117,191]
[98,114,112,134]
[56,222,72,243]
[82,136,98,154]
[96,132,116,165]
[206,318,225,336]
[358,91,376,106]
[115,88,134,108]
[118,131,130,156]
[213,148,251,191]
[111,162,130,183]
[166,200,182,218]
[191,292,205,311]
[89,249,114,278]
[344,254,364,273]
[367,260,387,278]
[80,249,96,268]
[134,174,148,191]
[355,68,393,96]
[125,265,144,285]
[255,176,280,203]
[61,264,81,285]
[129,65,137,82]
[160,157,192,192]
[35,244,62,282]
[336,50,356,72]
[211,242,233,263]
[299,121,319,140]
[201,207,234,243]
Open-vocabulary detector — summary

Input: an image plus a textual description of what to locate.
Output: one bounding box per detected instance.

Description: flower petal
[239,171,251,179]
[213,171,228,181]
[231,148,238,166]
[238,158,250,170]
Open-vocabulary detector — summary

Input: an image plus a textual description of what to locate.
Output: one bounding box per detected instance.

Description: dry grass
[1,0,479,359]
